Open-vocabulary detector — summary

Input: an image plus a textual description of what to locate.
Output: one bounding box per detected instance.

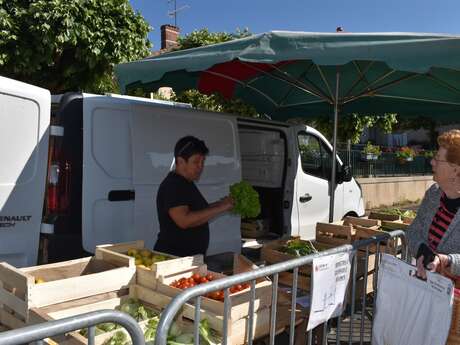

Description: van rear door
[129,104,241,255]
[0,77,50,267]
[82,96,241,255]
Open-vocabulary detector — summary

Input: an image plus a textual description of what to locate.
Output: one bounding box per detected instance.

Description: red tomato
[206,273,214,281]
[235,284,243,291]
[192,273,201,282]
[216,291,224,301]
[199,277,209,284]
[209,291,220,300]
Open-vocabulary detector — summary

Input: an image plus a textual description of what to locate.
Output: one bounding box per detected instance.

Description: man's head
[174,136,209,181]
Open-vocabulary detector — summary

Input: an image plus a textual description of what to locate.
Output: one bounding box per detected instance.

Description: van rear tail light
[47,161,71,214]
[46,126,71,214]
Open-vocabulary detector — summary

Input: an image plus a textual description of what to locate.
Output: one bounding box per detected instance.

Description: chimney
[161,24,180,50]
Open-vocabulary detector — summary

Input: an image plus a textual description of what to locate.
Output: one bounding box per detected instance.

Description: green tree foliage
[176,28,251,50]
[0,0,151,93]
[292,113,398,144]
[173,89,259,117]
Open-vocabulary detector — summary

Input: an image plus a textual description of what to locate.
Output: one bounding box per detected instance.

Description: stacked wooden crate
[30,287,162,344]
[98,242,272,345]
[0,251,136,331]
[261,238,335,289]
[368,211,412,231]
[146,254,272,345]
[95,240,204,290]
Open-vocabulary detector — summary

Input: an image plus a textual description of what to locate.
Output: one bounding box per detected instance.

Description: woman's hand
[218,196,234,212]
[417,253,451,279]
[427,254,451,273]
[416,255,428,280]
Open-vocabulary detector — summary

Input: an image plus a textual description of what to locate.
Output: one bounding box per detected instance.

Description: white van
[0,77,365,267]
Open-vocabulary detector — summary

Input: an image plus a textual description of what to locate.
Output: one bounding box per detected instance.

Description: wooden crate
[29,282,270,345]
[368,212,400,222]
[261,238,336,290]
[261,237,374,290]
[315,222,355,246]
[132,284,271,345]
[0,256,136,329]
[241,220,268,238]
[29,289,160,345]
[343,216,381,229]
[261,238,334,274]
[380,220,410,231]
[402,216,415,225]
[96,240,204,290]
[155,255,272,321]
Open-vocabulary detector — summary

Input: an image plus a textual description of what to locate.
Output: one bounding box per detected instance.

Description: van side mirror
[337,165,353,184]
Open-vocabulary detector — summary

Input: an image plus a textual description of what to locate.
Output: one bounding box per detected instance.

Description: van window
[298,132,332,180]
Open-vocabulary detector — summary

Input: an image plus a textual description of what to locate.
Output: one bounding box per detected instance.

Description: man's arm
[169,197,233,229]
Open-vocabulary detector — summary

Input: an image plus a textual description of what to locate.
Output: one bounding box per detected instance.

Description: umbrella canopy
[115,31,460,221]
[116,31,460,121]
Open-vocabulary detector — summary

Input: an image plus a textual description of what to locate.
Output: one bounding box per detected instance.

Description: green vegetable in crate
[280,239,318,257]
[401,210,416,218]
[104,331,128,345]
[199,319,221,345]
[79,323,120,337]
[229,181,261,218]
[379,207,416,218]
[118,298,157,321]
[144,317,160,344]
[166,319,222,345]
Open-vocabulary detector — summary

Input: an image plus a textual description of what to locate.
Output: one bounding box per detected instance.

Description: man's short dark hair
[174,136,209,160]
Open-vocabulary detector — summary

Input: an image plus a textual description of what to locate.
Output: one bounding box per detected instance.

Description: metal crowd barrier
[0,309,145,345]
[154,230,407,345]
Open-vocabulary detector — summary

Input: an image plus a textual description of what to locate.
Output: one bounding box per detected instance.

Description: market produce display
[79,298,221,345]
[126,248,170,268]
[79,298,157,337]
[379,207,416,219]
[229,181,261,218]
[279,238,318,257]
[169,273,250,301]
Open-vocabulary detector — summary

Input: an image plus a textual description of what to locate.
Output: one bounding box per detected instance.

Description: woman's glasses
[432,156,449,163]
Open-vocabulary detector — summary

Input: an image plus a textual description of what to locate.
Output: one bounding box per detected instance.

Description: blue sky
[129,0,460,51]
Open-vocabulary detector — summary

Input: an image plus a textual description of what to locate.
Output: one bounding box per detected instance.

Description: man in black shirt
[154,136,234,256]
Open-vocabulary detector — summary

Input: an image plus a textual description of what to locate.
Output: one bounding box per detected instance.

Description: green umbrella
[116,31,460,221]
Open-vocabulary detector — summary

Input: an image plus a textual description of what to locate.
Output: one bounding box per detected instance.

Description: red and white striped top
[428,193,460,250]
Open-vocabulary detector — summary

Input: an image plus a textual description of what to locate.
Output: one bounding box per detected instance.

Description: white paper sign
[307,252,351,331]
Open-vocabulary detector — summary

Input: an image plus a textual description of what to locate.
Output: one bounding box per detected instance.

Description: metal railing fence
[337,149,432,177]
[155,230,407,345]
[0,309,145,345]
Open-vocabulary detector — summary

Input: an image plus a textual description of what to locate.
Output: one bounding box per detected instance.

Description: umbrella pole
[328,71,340,223]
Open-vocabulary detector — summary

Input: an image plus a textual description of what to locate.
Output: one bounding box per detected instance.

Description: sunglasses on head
[177,141,195,157]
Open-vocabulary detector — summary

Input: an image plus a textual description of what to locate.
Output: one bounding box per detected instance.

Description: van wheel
[343,212,358,219]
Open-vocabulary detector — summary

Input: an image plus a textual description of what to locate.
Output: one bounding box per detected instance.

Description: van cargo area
[238,126,287,241]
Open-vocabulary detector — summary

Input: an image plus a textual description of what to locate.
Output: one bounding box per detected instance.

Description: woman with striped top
[406,129,460,280]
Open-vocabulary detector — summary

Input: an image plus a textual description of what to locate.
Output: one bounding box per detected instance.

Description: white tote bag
[372,254,454,345]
